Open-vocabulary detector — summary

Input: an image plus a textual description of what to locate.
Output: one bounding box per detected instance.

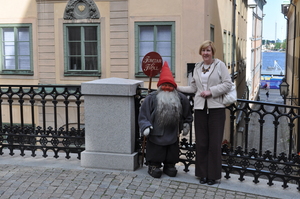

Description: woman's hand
[200,90,212,98]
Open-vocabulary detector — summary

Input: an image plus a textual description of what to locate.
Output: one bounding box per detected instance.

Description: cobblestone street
[0,149,299,199]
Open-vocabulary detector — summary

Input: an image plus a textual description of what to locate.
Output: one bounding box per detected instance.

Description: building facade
[0,0,262,137]
[246,0,266,101]
[283,0,299,104]
[0,0,251,87]
[282,0,300,149]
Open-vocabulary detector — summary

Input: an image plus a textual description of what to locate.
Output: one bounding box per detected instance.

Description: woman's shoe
[207,179,216,185]
[199,177,207,184]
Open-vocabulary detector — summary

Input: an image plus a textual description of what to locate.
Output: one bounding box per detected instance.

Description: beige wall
[284,0,299,151]
[246,1,265,102]
[0,0,39,85]
[0,0,250,139]
[286,1,299,103]
[0,0,247,89]
[2,1,37,19]
[129,0,205,88]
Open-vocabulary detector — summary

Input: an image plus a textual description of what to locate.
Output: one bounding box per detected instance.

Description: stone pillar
[81,77,143,171]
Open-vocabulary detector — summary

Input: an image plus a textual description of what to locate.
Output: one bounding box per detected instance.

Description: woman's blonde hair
[199,40,216,55]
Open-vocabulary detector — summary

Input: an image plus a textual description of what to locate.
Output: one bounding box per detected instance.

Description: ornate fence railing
[221,100,300,190]
[1,85,299,190]
[0,85,85,159]
[135,87,300,190]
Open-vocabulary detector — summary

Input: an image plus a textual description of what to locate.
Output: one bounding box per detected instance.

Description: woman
[177,40,232,185]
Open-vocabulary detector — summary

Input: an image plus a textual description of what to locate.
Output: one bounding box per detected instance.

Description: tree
[274,42,281,50]
[281,40,286,50]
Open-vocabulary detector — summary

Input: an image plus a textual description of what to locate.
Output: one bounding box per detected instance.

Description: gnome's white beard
[156,87,182,127]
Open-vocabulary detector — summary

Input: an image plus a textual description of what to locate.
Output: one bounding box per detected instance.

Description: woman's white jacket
[177,58,233,110]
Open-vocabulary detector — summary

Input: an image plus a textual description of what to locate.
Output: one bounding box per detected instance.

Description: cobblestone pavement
[0,164,282,199]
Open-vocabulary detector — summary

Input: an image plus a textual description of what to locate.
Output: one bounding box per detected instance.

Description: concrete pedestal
[81,78,143,170]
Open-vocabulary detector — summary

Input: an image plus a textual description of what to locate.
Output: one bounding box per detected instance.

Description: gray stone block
[81,78,144,170]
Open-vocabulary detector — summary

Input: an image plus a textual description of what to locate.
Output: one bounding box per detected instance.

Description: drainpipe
[232,0,236,82]
[284,15,289,106]
[229,0,236,150]
[284,15,289,81]
[290,1,296,104]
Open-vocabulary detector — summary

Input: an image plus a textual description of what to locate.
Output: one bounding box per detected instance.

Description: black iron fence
[221,100,300,190]
[0,85,299,190]
[135,87,300,190]
[0,85,85,159]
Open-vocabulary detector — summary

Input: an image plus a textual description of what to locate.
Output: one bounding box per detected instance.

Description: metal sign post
[141,51,163,90]
[140,52,162,167]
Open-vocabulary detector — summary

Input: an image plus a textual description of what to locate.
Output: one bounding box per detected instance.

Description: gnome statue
[138,61,193,178]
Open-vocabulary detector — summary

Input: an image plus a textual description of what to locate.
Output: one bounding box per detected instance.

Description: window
[64,24,100,76]
[223,30,227,64]
[228,32,231,66]
[135,22,175,77]
[210,24,215,42]
[0,24,33,75]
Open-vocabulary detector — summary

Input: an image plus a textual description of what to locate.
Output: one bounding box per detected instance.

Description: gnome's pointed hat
[157,61,177,88]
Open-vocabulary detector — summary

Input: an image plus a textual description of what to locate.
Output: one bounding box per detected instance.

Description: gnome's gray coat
[138,91,193,146]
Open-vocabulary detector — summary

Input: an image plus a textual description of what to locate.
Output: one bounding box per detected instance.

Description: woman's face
[201,45,213,63]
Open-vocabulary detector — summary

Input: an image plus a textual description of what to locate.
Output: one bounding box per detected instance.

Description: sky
[263,0,287,41]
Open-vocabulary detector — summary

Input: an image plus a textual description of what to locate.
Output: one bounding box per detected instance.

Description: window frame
[0,24,33,75]
[134,21,175,77]
[63,23,101,77]
[210,24,215,42]
[223,30,227,64]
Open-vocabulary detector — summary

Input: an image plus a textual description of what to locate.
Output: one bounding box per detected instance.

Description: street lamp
[279,78,297,104]
[279,78,289,103]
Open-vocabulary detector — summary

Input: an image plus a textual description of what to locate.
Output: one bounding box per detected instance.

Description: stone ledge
[81,77,143,96]
[81,151,139,171]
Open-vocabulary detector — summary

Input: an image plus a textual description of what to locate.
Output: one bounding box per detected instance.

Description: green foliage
[281,40,286,50]
[263,39,286,51]
[274,42,281,50]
